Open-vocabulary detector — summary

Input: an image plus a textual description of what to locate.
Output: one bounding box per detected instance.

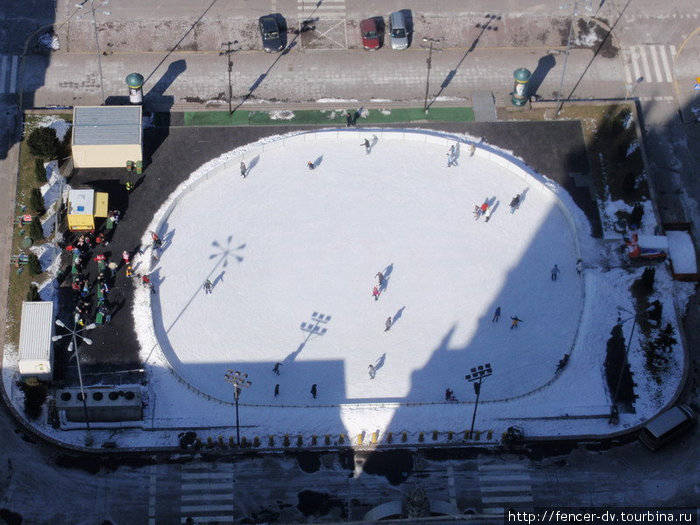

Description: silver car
[389,11,408,50]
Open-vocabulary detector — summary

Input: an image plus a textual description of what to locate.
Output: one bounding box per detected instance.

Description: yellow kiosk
[67,188,109,232]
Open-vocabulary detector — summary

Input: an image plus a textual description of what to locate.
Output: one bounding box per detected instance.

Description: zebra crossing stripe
[479,474,531,482]
[298,0,346,18]
[181,493,234,502]
[181,471,234,480]
[180,504,234,513]
[478,464,528,471]
[480,485,533,492]
[638,46,653,83]
[648,45,664,83]
[181,517,234,524]
[657,45,673,82]
[9,55,18,93]
[482,495,534,504]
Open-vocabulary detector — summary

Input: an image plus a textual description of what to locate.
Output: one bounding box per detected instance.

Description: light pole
[421,37,440,114]
[224,369,251,446]
[220,40,241,115]
[609,306,639,423]
[52,318,97,446]
[466,363,493,439]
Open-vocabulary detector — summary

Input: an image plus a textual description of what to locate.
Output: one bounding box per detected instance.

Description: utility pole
[220,41,240,115]
[421,37,440,114]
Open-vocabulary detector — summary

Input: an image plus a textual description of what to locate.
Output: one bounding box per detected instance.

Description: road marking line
[638,45,653,84]
[478,464,528,471]
[181,493,235,502]
[180,504,234,513]
[0,56,8,93]
[658,45,673,82]
[9,55,18,94]
[148,464,158,525]
[180,472,234,480]
[181,517,234,524]
[479,474,531,482]
[480,485,533,493]
[669,44,677,61]
[648,45,663,82]
[482,495,534,504]
[447,465,457,507]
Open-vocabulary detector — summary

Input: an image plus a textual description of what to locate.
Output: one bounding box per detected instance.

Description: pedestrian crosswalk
[623,45,676,85]
[0,55,20,94]
[478,463,534,514]
[297,0,346,20]
[178,463,236,524]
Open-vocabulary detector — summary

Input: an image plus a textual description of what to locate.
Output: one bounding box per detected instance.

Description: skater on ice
[240,161,247,178]
[362,138,370,154]
[509,193,521,213]
[484,202,495,222]
[384,316,392,331]
[307,160,315,170]
[492,306,501,322]
[203,279,213,294]
[510,316,523,329]
[372,285,380,301]
[576,259,583,275]
[551,264,560,281]
[274,384,280,397]
[376,272,384,286]
[151,231,163,249]
[272,362,282,375]
[368,364,376,379]
[311,384,318,398]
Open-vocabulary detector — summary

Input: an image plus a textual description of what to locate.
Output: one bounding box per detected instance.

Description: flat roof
[72,105,142,146]
[68,189,94,216]
[18,301,53,361]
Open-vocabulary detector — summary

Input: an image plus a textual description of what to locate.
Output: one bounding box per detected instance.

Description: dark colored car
[259,15,285,52]
[360,18,381,50]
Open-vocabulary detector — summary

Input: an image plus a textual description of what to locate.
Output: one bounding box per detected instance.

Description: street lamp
[421,37,440,114]
[224,369,251,446]
[466,363,493,439]
[220,40,241,115]
[609,305,639,423]
[52,318,97,446]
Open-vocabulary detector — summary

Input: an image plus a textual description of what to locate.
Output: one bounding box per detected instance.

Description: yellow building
[71,105,142,168]
[67,188,109,231]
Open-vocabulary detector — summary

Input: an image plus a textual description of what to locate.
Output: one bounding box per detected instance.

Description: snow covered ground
[4,127,693,449]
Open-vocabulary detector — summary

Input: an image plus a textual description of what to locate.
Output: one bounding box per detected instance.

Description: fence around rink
[135,129,587,445]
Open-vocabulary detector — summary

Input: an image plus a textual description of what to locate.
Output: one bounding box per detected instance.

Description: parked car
[638,404,696,450]
[259,15,285,52]
[360,18,381,50]
[389,11,408,50]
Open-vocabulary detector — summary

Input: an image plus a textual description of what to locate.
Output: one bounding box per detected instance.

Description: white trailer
[18,301,54,381]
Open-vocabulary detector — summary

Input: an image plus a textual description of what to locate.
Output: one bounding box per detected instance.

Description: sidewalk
[25,46,631,111]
